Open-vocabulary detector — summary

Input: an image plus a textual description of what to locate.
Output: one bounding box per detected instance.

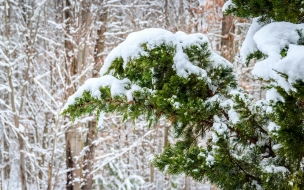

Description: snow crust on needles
[63,28,233,111]
[240,18,262,62]
[222,0,234,13]
[100,28,232,78]
[241,21,304,90]
[62,75,141,111]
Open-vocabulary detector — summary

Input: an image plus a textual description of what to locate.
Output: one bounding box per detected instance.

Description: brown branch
[226,148,261,183]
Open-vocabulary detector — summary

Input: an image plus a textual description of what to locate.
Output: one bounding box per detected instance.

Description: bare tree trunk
[81,121,96,190]
[2,120,11,188]
[184,176,190,190]
[1,7,11,180]
[81,4,107,189]
[179,0,185,31]
[65,123,83,190]
[64,0,83,188]
[4,0,27,189]
[38,114,48,182]
[164,126,169,147]
[7,65,27,190]
[210,184,221,190]
[220,14,235,62]
[2,3,11,186]
[47,115,60,190]
[93,6,108,77]
[18,133,27,190]
[164,0,170,28]
[149,133,154,183]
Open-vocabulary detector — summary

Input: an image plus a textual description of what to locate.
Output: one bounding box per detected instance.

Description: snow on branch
[62,75,141,112]
[240,21,304,93]
[100,28,231,78]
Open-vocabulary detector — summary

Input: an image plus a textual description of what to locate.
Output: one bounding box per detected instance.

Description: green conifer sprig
[62,8,304,187]
[62,37,238,134]
[224,0,304,23]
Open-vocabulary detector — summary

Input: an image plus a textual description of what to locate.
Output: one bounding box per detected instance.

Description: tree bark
[81,121,96,190]
[210,184,221,190]
[220,14,235,62]
[149,133,155,183]
[65,123,83,190]
[81,4,107,189]
[64,0,84,189]
[184,176,190,190]
[2,2,11,186]
[2,126,11,189]
[164,126,169,147]
[5,1,27,189]
[93,5,108,77]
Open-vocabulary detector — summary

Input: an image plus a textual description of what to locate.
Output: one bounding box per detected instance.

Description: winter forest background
[0,0,263,189]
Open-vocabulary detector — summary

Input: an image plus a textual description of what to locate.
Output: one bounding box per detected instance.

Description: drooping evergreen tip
[62,29,238,126]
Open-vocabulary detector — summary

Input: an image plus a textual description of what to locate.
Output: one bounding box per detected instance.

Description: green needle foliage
[62,35,238,136]
[224,0,304,23]
[62,1,304,187]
